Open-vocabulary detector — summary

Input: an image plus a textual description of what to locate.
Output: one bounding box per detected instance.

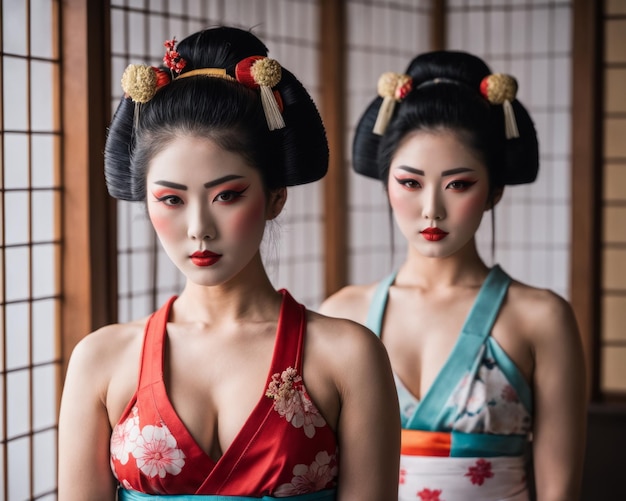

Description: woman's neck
[172,254,283,325]
[397,240,490,290]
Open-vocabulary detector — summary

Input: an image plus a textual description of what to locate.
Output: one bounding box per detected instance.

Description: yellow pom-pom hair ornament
[373,72,413,135]
[121,64,171,104]
[236,56,285,131]
[480,73,520,139]
[120,48,286,132]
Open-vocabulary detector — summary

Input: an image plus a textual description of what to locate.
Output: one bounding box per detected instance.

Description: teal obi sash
[449,430,528,457]
[118,488,336,501]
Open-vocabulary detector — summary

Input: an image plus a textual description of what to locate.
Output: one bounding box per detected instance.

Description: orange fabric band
[401,429,451,457]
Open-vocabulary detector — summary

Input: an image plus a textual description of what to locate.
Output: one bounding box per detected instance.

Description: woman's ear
[266,187,287,220]
[486,186,504,211]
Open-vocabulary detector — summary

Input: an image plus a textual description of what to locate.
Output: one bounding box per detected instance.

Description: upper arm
[329,321,400,501]
[58,334,117,500]
[529,293,587,500]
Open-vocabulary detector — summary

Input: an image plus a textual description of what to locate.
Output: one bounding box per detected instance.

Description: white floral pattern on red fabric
[133,424,186,478]
[121,479,134,490]
[273,451,338,496]
[111,406,140,465]
[266,367,326,438]
[110,406,186,479]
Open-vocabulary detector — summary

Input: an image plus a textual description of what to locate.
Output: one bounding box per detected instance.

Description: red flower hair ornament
[163,37,187,75]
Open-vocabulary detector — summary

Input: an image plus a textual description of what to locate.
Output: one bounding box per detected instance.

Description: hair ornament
[163,37,187,75]
[480,73,519,139]
[121,64,171,103]
[236,56,285,131]
[176,68,235,81]
[373,72,413,135]
[416,77,464,90]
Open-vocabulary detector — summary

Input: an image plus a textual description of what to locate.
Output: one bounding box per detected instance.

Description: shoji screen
[344,0,432,284]
[1,0,60,499]
[447,0,573,299]
[250,1,325,308]
[110,0,324,317]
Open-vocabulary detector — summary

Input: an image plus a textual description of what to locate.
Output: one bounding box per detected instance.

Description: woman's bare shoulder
[76,318,146,353]
[305,309,390,378]
[318,282,378,324]
[307,308,376,339]
[67,318,148,385]
[505,279,579,343]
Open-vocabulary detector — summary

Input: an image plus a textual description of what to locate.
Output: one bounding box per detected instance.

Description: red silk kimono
[110,291,338,496]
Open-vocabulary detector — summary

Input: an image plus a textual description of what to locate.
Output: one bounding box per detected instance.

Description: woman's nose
[187,203,216,241]
[421,187,445,221]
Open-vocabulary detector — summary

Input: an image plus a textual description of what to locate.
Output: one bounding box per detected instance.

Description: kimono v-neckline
[366,266,512,430]
[140,289,304,491]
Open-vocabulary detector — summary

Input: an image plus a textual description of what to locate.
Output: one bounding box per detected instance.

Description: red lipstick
[420,227,448,242]
[190,250,222,267]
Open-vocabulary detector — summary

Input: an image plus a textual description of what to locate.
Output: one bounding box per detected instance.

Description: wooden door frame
[59,0,117,380]
[570,0,603,400]
[320,0,347,298]
[320,0,448,296]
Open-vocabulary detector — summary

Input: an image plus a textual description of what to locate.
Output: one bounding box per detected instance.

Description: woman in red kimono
[58,26,400,500]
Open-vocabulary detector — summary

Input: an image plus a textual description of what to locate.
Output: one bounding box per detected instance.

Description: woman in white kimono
[321,50,586,501]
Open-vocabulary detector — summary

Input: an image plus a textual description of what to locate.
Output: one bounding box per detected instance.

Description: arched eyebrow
[154,180,187,190]
[204,174,244,189]
[441,167,475,177]
[397,166,425,176]
[397,166,475,177]
[152,174,245,191]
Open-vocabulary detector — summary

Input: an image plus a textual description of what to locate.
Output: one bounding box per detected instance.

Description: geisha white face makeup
[146,135,280,286]
[387,130,493,259]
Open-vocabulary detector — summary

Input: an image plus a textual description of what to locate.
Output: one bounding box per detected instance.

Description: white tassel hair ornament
[372,72,413,136]
[479,73,520,140]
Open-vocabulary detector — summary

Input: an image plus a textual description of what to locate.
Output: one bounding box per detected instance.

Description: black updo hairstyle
[353,51,539,193]
[104,26,329,201]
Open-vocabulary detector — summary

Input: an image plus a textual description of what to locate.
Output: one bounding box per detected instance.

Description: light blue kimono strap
[365,270,398,336]
[118,488,336,500]
[406,265,512,430]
